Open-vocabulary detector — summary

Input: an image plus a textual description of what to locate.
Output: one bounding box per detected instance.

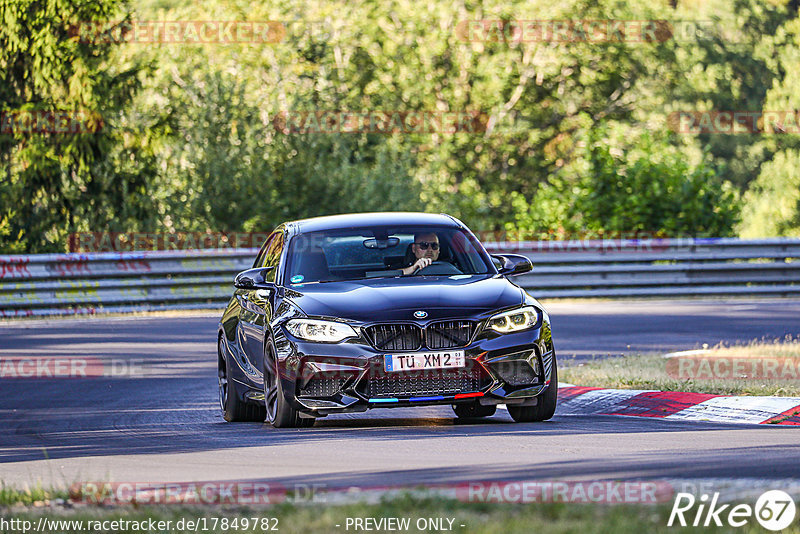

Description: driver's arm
[401,257,432,276]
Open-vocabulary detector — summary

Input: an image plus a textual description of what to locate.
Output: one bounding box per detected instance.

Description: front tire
[297,416,316,428]
[264,341,304,428]
[219,337,266,422]
[453,402,497,418]
[507,353,558,423]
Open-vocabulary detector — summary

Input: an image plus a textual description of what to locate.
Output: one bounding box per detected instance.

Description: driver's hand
[403,257,432,275]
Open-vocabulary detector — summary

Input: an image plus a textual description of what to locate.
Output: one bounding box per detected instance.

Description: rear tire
[219,337,266,422]
[452,402,497,418]
[507,353,558,423]
[264,341,302,428]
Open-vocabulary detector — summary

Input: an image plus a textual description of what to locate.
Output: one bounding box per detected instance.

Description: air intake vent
[365,324,423,351]
[362,359,491,398]
[426,320,476,349]
[365,320,477,352]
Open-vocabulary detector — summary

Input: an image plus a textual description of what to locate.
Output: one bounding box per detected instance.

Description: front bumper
[273,322,556,417]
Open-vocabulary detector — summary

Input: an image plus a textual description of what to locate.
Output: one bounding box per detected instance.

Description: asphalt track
[1,298,799,490]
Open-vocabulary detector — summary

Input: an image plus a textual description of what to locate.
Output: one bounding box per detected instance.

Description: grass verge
[2,494,793,534]
[0,484,68,507]
[561,339,800,396]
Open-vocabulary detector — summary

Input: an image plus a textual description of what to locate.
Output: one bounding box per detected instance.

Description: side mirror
[234,267,275,289]
[491,254,533,276]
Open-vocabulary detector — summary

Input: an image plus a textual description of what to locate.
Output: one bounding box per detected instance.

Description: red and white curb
[553,386,800,425]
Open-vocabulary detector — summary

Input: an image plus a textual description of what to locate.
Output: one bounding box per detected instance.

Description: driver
[401,232,440,275]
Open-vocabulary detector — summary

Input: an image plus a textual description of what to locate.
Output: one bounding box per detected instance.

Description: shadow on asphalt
[217,442,800,487]
[0,374,790,464]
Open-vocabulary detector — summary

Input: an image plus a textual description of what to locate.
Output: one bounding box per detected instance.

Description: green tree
[3,0,776,251]
[510,129,740,237]
[739,150,800,237]
[665,0,794,191]
[737,13,800,237]
[0,0,152,253]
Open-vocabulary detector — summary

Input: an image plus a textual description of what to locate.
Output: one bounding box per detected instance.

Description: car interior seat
[295,250,332,282]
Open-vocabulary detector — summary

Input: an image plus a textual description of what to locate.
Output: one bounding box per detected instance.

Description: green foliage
[0,483,64,506]
[737,15,800,237]
[4,0,800,252]
[509,129,740,238]
[738,149,800,237]
[127,48,424,234]
[0,0,154,252]
[666,0,794,191]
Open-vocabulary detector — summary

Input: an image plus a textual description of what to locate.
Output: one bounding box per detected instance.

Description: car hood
[285,275,525,322]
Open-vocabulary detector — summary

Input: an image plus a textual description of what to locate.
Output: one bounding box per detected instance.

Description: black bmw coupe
[218,212,557,427]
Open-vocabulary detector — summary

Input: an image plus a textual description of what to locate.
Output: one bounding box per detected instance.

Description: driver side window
[262,232,285,283]
[253,234,274,269]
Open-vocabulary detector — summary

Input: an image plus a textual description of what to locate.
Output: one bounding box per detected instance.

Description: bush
[508,131,741,239]
[738,149,800,237]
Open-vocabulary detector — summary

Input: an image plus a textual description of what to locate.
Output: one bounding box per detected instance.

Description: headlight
[486,306,540,333]
[285,319,358,343]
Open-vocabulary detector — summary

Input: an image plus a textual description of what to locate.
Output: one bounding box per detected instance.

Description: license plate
[384,350,465,372]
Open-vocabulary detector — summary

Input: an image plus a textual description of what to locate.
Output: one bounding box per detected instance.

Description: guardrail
[486,237,800,298]
[1,237,799,317]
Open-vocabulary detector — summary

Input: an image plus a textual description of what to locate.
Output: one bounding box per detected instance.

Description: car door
[232,234,271,386]
[238,230,284,386]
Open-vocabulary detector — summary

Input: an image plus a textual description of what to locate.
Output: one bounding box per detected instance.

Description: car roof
[286,212,463,234]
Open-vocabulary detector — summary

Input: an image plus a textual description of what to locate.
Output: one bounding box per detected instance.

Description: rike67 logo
[668,490,796,531]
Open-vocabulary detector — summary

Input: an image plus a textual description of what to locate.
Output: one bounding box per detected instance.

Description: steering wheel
[413,261,463,276]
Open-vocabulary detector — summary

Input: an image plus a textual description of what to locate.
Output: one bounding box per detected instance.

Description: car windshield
[284,226,493,284]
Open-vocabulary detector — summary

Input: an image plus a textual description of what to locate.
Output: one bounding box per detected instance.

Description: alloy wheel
[217,339,228,414]
[264,350,279,424]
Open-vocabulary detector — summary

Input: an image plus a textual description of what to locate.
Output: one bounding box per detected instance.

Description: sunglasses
[414,241,439,250]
